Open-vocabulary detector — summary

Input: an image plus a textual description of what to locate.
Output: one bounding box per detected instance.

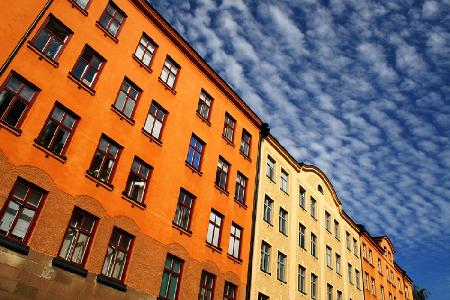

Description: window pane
[11,207,35,239]
[0,201,20,232]
[115,92,126,111]
[123,100,135,118]
[45,39,63,59]
[111,251,126,279]
[71,233,89,264]
[4,100,27,127]
[27,190,43,207]
[34,31,51,52]
[102,247,115,276]
[59,227,76,259]
[0,91,14,117]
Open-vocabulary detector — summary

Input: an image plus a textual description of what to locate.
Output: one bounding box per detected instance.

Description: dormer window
[318,185,323,194]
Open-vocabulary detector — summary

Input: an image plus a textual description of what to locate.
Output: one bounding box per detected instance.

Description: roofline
[394,261,413,283]
[357,224,386,254]
[130,0,263,128]
[373,235,396,254]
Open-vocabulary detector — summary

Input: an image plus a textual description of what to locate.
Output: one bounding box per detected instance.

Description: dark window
[0,178,46,243]
[311,233,317,257]
[87,135,121,184]
[215,157,230,190]
[198,271,215,300]
[0,72,38,128]
[222,113,235,142]
[299,186,306,208]
[318,184,324,194]
[32,15,72,61]
[327,284,333,300]
[266,156,275,180]
[113,78,141,118]
[186,134,205,171]
[36,103,78,156]
[277,252,287,282]
[143,101,167,140]
[57,208,97,265]
[206,210,223,248]
[160,56,179,89]
[197,90,212,120]
[71,45,105,88]
[299,223,306,249]
[98,1,126,38]
[311,273,318,299]
[280,169,289,193]
[72,0,90,10]
[224,282,237,300]
[124,157,152,204]
[258,293,269,300]
[279,208,288,235]
[234,172,247,204]
[134,33,157,67]
[159,254,183,300]
[239,129,251,157]
[173,189,195,230]
[100,228,133,281]
[298,265,306,293]
[263,195,273,224]
[310,197,317,219]
[260,241,271,273]
[227,223,242,259]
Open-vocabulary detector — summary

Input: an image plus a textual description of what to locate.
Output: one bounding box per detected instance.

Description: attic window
[318,185,323,194]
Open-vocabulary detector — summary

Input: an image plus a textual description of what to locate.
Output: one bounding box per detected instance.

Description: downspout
[245,123,269,300]
[0,0,53,77]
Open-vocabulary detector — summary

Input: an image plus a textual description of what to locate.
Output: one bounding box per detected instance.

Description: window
[381,285,385,300]
[240,129,251,157]
[365,272,369,290]
[311,273,318,299]
[356,269,361,289]
[98,1,126,38]
[224,282,237,300]
[32,15,72,61]
[36,103,78,156]
[186,134,205,171]
[197,90,213,121]
[337,291,342,300]
[159,254,183,300]
[173,189,195,231]
[263,195,273,224]
[123,157,152,204]
[348,264,353,284]
[143,101,167,141]
[260,241,271,273]
[160,56,180,89]
[266,156,275,180]
[100,228,133,281]
[298,265,306,293]
[327,284,333,300]
[279,208,288,235]
[299,186,306,208]
[318,185,324,194]
[325,211,331,231]
[369,249,373,264]
[326,246,332,268]
[215,157,230,190]
[222,113,236,142]
[336,254,341,274]
[87,135,121,184]
[0,178,46,243]
[311,233,317,257]
[353,238,358,256]
[386,267,390,282]
[134,33,157,67]
[334,220,340,240]
[198,271,215,300]
[363,243,367,258]
[72,0,90,10]
[0,72,38,129]
[378,258,382,274]
[206,210,223,248]
[389,293,392,300]
[299,223,306,249]
[258,293,269,300]
[346,232,351,250]
[398,278,401,290]
[310,197,317,219]
[234,172,247,204]
[113,78,141,118]
[71,45,105,88]
[277,252,286,282]
[228,223,242,259]
[57,208,97,265]
[371,277,376,295]
[280,169,289,193]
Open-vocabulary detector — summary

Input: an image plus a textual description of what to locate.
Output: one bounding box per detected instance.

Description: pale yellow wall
[250,137,365,300]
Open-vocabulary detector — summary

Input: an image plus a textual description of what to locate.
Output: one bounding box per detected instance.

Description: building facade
[248,135,365,300]
[359,228,413,300]
[0,0,262,299]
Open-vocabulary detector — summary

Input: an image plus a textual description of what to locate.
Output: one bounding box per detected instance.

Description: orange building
[0,0,262,299]
[359,226,413,300]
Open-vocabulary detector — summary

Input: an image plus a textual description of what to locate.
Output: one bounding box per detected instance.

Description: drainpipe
[0,0,53,77]
[245,122,270,300]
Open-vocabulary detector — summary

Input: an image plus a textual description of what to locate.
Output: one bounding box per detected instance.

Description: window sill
[196,112,211,126]
[327,266,333,271]
[0,120,22,136]
[68,0,88,16]
[68,72,96,95]
[277,279,287,284]
[214,184,229,196]
[233,198,247,209]
[95,22,119,43]
[158,78,177,94]
[227,254,242,264]
[26,42,59,68]
[239,151,252,162]
[299,291,307,296]
[96,274,127,292]
[222,135,235,147]
[132,54,153,73]
[111,105,135,125]
[260,269,271,276]
[205,242,222,254]
[141,129,163,146]
[0,235,29,255]
[185,161,203,176]
[266,176,276,184]
[279,231,288,237]
[280,189,289,196]
[121,193,146,210]
[263,220,273,227]
[299,245,306,251]
[85,171,114,191]
[52,257,87,277]
[172,222,192,237]
[33,141,67,163]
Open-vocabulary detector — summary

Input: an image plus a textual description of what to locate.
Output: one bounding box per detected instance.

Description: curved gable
[300,164,342,208]
[374,236,396,254]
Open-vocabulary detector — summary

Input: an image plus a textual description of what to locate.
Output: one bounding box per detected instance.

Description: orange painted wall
[0,0,261,295]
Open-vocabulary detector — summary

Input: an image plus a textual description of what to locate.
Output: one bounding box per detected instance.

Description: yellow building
[248,134,364,300]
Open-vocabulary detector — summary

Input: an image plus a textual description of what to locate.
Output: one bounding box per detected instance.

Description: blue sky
[151,0,450,298]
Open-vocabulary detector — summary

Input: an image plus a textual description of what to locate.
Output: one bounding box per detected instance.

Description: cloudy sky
[152,0,450,297]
